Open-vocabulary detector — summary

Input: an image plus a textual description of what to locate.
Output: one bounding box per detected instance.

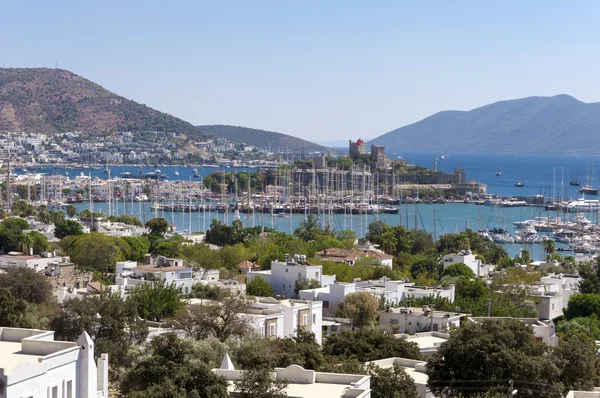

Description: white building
[443,250,490,277]
[299,277,455,317]
[247,255,336,299]
[0,252,71,273]
[0,328,108,398]
[380,306,464,335]
[114,258,194,294]
[249,297,323,344]
[214,354,371,398]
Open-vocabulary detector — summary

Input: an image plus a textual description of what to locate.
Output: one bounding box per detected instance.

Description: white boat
[566,196,600,212]
[174,171,179,176]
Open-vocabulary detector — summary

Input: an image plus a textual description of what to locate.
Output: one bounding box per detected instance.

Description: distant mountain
[198,125,331,153]
[0,68,207,138]
[371,95,600,154]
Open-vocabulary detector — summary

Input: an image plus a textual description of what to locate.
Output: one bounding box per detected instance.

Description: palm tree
[457,235,471,252]
[19,234,33,255]
[544,239,556,259]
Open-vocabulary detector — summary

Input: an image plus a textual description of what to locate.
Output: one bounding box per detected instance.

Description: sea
[15,151,600,260]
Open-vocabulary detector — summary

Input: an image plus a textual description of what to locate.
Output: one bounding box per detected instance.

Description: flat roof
[227,381,360,397]
[403,366,428,385]
[404,334,448,349]
[135,265,192,272]
[0,341,43,374]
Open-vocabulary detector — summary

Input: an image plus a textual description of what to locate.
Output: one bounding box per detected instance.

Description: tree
[294,278,321,297]
[121,333,228,398]
[51,292,148,367]
[343,292,380,328]
[0,266,53,304]
[69,232,130,273]
[121,235,151,261]
[441,262,475,278]
[170,292,250,341]
[366,364,419,398]
[544,239,556,259]
[234,367,288,398]
[145,217,169,237]
[294,213,322,241]
[18,233,32,254]
[564,294,600,320]
[552,330,600,391]
[323,328,422,362]
[128,279,184,322]
[455,277,487,299]
[65,204,77,218]
[27,231,50,254]
[0,288,28,327]
[247,277,274,297]
[54,220,84,239]
[427,319,563,397]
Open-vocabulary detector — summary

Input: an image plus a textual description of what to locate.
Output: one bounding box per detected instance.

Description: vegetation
[128,279,185,322]
[246,277,275,297]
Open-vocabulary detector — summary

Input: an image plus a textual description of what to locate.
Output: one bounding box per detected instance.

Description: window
[286,268,288,273]
[184,287,189,294]
[316,272,319,278]
[323,301,329,309]
[302,313,308,325]
[269,323,276,337]
[433,324,439,331]
[298,272,301,279]
[390,319,399,325]
[66,381,72,398]
[51,386,58,398]
[312,314,316,324]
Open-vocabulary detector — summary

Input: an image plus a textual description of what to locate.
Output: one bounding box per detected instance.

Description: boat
[514,169,524,187]
[566,196,600,212]
[570,180,581,186]
[579,185,599,195]
[174,170,179,176]
[495,171,501,177]
[440,155,446,160]
[277,212,287,218]
[383,205,400,214]
[120,172,132,178]
[193,168,201,178]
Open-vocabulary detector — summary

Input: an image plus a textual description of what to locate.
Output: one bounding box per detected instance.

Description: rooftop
[135,265,192,273]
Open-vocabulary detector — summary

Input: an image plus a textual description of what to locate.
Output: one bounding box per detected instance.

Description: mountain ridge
[198,124,331,153]
[371,94,600,154]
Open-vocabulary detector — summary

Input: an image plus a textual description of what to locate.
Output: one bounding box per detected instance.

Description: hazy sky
[2,1,600,142]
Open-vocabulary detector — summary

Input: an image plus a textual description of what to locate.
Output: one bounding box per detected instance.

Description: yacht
[193,168,201,178]
[514,182,524,187]
[566,196,600,212]
[579,185,599,195]
[174,170,179,176]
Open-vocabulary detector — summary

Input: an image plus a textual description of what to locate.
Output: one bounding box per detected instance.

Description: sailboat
[514,170,524,187]
[569,167,580,186]
[495,157,501,176]
[579,166,598,195]
[193,168,200,178]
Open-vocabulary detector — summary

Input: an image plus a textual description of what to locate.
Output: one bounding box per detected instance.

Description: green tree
[65,204,78,218]
[27,231,50,254]
[323,328,422,363]
[427,319,563,397]
[51,292,148,367]
[121,333,228,398]
[294,213,323,242]
[129,279,184,322]
[145,217,169,237]
[578,262,600,294]
[441,262,475,278]
[564,294,600,320]
[544,239,556,259]
[455,277,487,299]
[343,292,380,328]
[0,266,53,304]
[0,288,28,327]
[294,278,321,297]
[246,277,274,297]
[552,330,600,391]
[121,235,151,261]
[54,220,84,239]
[70,232,131,273]
[366,364,419,398]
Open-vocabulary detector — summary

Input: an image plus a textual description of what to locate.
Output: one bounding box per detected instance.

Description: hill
[371,95,600,154]
[198,125,331,153]
[0,68,207,138]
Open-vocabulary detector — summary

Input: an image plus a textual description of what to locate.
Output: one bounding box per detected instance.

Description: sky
[2,1,600,143]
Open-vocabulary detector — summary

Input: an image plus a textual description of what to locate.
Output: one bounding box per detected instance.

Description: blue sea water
[18,152,600,260]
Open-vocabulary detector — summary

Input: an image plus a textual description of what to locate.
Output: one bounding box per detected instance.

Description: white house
[468,317,558,346]
[114,258,194,294]
[0,252,71,273]
[299,277,455,317]
[379,306,464,335]
[443,250,490,277]
[241,307,286,340]
[247,254,335,299]
[250,297,324,344]
[0,327,108,398]
[214,355,371,398]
